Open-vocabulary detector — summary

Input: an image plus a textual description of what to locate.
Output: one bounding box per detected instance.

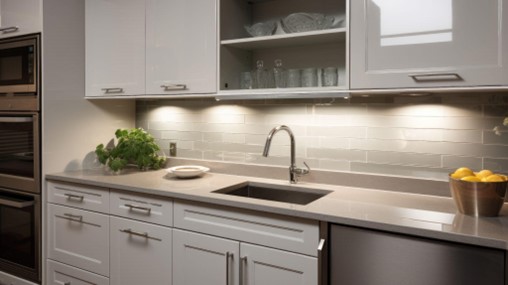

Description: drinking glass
[240,71,253,89]
[322,67,338,86]
[301,68,318,87]
[286,69,301,87]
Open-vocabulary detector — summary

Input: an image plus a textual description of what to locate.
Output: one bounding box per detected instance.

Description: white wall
[42,0,135,175]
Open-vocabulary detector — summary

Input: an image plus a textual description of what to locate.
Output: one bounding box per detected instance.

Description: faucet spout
[262,125,309,183]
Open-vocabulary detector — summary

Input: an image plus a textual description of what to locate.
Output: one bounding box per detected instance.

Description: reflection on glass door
[372,0,453,46]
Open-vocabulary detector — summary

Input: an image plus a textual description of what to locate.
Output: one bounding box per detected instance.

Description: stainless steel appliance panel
[0,187,40,283]
[329,224,504,285]
[0,112,39,194]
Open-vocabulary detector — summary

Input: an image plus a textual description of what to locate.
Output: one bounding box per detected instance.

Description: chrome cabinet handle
[64,193,84,201]
[240,256,248,285]
[408,73,463,82]
[119,228,161,241]
[0,26,19,33]
[160,84,187,91]
[101,87,124,94]
[124,203,152,214]
[0,197,34,209]
[62,213,83,222]
[226,252,233,285]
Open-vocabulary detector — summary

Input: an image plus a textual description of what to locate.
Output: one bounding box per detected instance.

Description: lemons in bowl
[450,167,507,182]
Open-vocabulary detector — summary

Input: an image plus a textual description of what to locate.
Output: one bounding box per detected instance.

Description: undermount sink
[213,182,332,205]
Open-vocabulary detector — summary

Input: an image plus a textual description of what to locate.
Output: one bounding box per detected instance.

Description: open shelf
[221,28,347,50]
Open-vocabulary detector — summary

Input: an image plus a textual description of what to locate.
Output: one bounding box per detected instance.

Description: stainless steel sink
[213,182,331,205]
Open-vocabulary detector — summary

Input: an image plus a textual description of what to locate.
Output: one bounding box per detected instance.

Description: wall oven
[0,33,40,111]
[0,187,40,283]
[0,111,40,283]
[0,112,39,194]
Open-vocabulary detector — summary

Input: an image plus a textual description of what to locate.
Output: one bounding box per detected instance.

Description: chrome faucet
[262,125,310,184]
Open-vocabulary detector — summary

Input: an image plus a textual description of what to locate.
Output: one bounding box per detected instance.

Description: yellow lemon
[499,174,508,181]
[475,169,494,179]
[482,174,505,182]
[450,167,475,179]
[461,176,482,182]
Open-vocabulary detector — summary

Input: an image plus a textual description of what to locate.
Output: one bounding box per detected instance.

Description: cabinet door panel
[47,204,110,276]
[173,229,239,285]
[351,0,508,89]
[110,216,172,285]
[0,0,41,38]
[330,224,505,285]
[85,0,145,96]
[241,243,317,285]
[146,0,217,95]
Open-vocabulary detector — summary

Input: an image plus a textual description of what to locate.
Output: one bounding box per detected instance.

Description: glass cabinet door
[350,0,508,89]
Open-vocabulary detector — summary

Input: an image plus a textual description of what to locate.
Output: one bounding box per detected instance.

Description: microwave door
[0,38,37,93]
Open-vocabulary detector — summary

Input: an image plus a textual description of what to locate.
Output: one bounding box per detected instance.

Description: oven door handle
[0,117,33,123]
[0,197,34,208]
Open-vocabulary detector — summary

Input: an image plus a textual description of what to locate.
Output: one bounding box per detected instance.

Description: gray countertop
[45,168,508,250]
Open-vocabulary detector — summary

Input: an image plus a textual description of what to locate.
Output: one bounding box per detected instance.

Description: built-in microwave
[0,34,40,111]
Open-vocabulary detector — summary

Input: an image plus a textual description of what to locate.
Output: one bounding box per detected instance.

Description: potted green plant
[95,128,166,172]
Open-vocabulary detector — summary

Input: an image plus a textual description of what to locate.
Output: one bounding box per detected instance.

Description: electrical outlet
[169,142,177,157]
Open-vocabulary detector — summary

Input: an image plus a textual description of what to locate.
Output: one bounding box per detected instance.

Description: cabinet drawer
[47,204,110,276]
[174,200,319,256]
[46,259,109,285]
[47,180,109,213]
[110,190,173,226]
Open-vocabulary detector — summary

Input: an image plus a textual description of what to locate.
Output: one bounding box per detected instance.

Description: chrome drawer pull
[408,73,463,82]
[101,87,124,94]
[226,252,233,285]
[124,203,152,214]
[119,228,162,241]
[240,256,248,285]
[0,26,19,33]
[64,193,84,201]
[63,213,83,222]
[161,84,187,91]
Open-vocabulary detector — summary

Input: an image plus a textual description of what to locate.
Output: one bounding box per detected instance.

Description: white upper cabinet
[0,0,41,38]
[86,0,217,97]
[85,0,145,97]
[350,0,508,89]
[146,0,217,95]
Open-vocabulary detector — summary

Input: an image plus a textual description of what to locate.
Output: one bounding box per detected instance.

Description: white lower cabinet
[110,216,173,285]
[241,243,317,285]
[46,259,109,285]
[47,203,110,276]
[173,229,239,285]
[173,226,318,285]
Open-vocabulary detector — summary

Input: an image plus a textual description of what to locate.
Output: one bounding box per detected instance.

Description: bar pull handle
[119,228,162,241]
[226,252,233,285]
[62,213,83,222]
[64,193,84,202]
[101,87,124,94]
[161,84,187,91]
[0,26,19,33]
[0,197,34,209]
[124,203,152,214]
[63,282,71,285]
[240,256,248,285]
[408,73,463,82]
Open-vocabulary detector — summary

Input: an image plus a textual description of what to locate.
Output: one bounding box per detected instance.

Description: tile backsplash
[136,93,508,181]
